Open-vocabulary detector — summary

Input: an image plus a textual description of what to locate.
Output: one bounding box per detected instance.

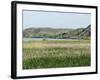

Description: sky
[23,10,91,29]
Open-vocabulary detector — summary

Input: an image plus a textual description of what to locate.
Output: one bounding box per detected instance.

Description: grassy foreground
[22,40,91,69]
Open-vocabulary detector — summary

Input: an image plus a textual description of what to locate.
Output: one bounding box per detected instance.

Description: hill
[23,28,73,38]
[23,25,91,39]
[59,25,91,39]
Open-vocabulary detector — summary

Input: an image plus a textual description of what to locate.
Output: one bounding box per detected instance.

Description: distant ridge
[23,25,91,39]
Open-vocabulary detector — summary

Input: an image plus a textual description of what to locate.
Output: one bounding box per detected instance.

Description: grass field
[22,40,91,69]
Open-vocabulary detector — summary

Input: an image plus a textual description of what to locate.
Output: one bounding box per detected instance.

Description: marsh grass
[23,40,91,69]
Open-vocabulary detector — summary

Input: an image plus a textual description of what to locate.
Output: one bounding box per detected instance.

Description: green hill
[23,25,91,39]
[23,27,73,38]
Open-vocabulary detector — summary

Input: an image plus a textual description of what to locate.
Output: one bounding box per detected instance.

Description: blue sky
[23,10,91,29]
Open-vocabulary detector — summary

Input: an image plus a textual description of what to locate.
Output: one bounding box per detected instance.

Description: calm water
[23,38,78,41]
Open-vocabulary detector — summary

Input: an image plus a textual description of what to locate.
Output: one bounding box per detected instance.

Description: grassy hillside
[59,25,91,39]
[23,27,72,38]
[23,25,91,39]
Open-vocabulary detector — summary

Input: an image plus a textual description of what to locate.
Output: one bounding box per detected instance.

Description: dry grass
[23,40,91,69]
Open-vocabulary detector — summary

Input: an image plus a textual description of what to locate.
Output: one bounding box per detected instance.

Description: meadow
[22,40,91,69]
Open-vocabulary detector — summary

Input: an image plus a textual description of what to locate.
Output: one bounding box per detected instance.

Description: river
[23,38,78,41]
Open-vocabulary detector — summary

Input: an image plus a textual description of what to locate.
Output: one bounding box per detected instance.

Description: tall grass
[23,55,90,69]
[23,40,91,69]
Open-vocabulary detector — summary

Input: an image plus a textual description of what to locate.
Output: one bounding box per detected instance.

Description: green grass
[23,55,90,69]
[22,40,91,69]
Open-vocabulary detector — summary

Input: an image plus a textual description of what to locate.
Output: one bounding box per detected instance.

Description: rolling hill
[23,25,91,39]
